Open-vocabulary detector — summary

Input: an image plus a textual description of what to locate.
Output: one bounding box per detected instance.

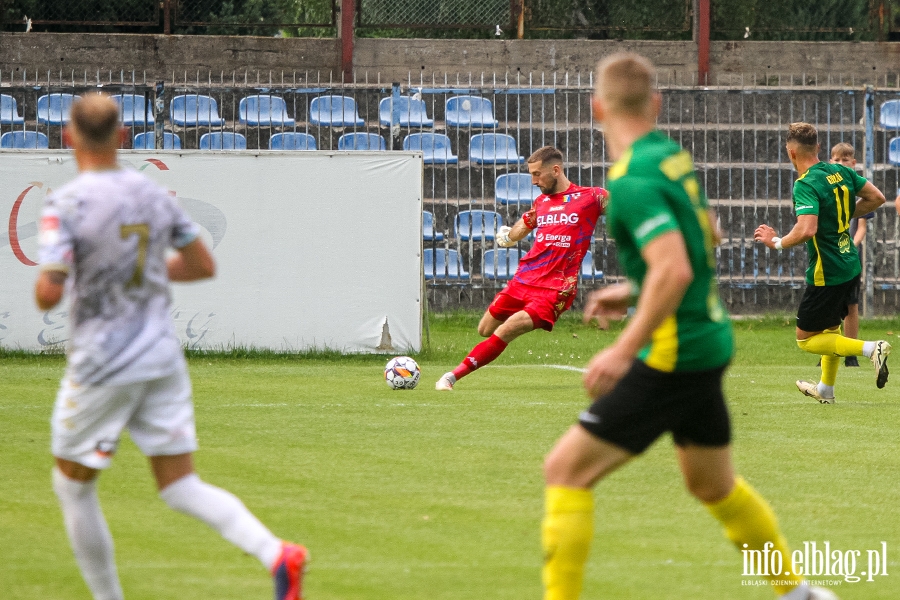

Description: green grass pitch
[1,313,899,599]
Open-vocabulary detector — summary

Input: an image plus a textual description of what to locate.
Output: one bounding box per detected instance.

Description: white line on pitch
[490,364,587,373]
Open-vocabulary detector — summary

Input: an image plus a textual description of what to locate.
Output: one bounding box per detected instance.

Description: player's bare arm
[583,283,631,323]
[853,216,868,247]
[497,208,536,247]
[754,214,817,250]
[167,238,216,282]
[35,269,67,311]
[852,180,885,217]
[583,230,693,398]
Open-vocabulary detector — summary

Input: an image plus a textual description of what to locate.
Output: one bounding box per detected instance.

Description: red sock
[452,334,509,380]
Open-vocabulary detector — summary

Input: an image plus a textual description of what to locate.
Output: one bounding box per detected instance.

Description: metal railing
[3,68,900,315]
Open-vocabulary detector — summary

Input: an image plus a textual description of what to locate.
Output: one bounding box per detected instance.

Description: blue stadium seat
[269,132,317,150]
[482,248,523,280]
[403,133,458,164]
[112,94,154,126]
[495,173,540,205]
[0,131,49,149]
[239,95,295,127]
[445,95,498,128]
[469,133,525,165]
[133,132,181,150]
[338,132,386,151]
[170,95,226,127]
[424,248,469,280]
[378,96,433,127]
[889,137,900,166]
[309,95,364,127]
[423,210,444,241]
[880,100,900,129]
[0,94,24,125]
[455,210,502,241]
[199,132,247,150]
[37,93,76,126]
[581,251,604,281]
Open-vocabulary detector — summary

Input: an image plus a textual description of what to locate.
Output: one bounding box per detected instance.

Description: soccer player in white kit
[34,94,308,600]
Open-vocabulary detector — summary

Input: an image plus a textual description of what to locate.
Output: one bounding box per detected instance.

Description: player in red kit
[436,146,608,390]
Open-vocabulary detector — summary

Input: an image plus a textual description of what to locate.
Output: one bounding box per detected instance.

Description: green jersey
[606,130,733,372]
[792,162,868,286]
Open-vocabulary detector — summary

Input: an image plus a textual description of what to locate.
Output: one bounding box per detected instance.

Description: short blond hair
[69,94,120,151]
[830,142,855,160]
[594,52,656,117]
[786,122,818,154]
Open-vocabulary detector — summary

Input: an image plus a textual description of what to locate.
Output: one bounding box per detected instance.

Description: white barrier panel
[1,151,423,353]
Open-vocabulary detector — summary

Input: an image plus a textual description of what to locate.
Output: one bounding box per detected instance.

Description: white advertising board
[1,151,423,353]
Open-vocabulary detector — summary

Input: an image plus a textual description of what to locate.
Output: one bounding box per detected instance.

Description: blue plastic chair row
[172,93,500,128]
[402,132,524,165]
[10,92,502,130]
[424,248,469,280]
[881,100,900,129]
[128,131,389,152]
[378,95,499,128]
[496,173,540,205]
[0,94,25,125]
[424,247,602,281]
[888,137,900,165]
[480,249,602,281]
[133,131,182,149]
[0,131,49,149]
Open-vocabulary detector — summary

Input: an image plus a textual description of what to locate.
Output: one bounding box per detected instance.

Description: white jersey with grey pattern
[38,167,199,386]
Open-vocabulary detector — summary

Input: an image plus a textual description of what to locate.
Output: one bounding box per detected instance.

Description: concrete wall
[3,33,900,84]
[0,33,339,82]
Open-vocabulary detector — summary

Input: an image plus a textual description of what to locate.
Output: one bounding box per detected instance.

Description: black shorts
[796,275,860,332]
[578,360,731,455]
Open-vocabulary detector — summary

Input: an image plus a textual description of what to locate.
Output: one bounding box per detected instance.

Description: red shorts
[488,280,576,331]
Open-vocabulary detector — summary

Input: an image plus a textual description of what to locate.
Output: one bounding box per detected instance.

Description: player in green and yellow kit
[754,123,889,403]
[540,53,837,600]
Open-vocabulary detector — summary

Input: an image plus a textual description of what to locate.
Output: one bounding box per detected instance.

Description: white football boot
[435,372,456,391]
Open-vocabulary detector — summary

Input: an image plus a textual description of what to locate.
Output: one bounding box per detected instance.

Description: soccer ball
[384,356,421,390]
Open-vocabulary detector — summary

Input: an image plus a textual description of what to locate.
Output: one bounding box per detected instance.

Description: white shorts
[51,367,198,469]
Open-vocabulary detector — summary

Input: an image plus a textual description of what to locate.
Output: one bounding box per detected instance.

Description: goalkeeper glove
[496,225,516,247]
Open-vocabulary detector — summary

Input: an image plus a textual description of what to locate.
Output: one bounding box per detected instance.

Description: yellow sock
[820,355,840,386]
[705,477,804,596]
[542,486,594,600]
[797,331,865,357]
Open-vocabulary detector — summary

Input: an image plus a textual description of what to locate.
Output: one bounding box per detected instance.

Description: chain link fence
[357,0,510,28]
[1,0,157,26]
[174,0,336,29]
[523,0,691,34]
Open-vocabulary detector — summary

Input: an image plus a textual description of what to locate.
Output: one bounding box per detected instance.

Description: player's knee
[543,448,572,484]
[684,476,730,504]
[796,337,809,352]
[477,324,493,337]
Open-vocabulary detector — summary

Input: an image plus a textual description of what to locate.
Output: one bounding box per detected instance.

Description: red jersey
[512,183,607,291]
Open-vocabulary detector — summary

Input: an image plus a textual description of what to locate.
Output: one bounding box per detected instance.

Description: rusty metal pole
[697,0,710,85]
[164,0,171,34]
[340,0,354,84]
